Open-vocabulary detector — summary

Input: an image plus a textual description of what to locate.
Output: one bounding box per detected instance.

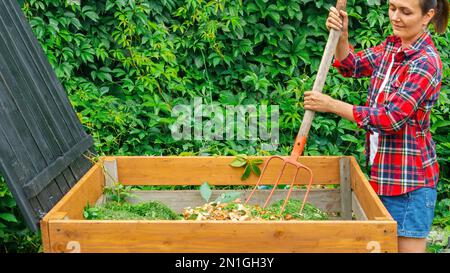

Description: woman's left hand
[303,91,335,113]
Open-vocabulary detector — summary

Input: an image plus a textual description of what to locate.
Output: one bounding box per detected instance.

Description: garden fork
[245,0,348,215]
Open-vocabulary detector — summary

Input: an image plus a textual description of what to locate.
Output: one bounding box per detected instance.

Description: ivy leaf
[229,157,247,167]
[105,0,115,11]
[341,134,359,143]
[249,162,261,177]
[367,0,381,6]
[200,182,212,203]
[251,159,264,165]
[0,213,18,223]
[241,165,251,181]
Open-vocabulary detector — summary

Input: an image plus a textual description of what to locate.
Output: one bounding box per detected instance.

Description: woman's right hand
[326,6,348,38]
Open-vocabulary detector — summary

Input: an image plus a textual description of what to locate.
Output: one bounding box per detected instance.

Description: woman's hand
[303,91,336,113]
[326,6,350,62]
[326,6,348,37]
[303,91,356,122]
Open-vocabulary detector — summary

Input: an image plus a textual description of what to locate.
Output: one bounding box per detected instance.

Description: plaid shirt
[333,31,441,196]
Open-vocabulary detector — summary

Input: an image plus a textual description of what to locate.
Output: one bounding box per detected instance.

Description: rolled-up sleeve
[352,59,439,134]
[333,50,356,77]
[333,41,386,78]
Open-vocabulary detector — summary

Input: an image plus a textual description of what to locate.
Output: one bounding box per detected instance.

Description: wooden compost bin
[40,156,397,253]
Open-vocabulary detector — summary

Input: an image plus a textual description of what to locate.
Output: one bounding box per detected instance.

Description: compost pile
[84,199,328,221]
[183,199,329,221]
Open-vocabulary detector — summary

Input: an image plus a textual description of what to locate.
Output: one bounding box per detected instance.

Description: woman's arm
[327,6,385,78]
[304,59,439,133]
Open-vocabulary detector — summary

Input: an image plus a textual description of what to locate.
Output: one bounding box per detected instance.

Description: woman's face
[388,0,435,44]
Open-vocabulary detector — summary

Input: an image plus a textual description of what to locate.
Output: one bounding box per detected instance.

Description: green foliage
[229,154,263,180]
[1,0,448,251]
[0,177,41,253]
[104,182,137,204]
[84,201,182,220]
[258,199,329,221]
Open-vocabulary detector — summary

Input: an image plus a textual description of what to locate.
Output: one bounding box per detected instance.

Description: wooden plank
[40,211,69,252]
[339,157,352,220]
[42,163,104,221]
[68,151,96,187]
[47,220,397,253]
[111,156,341,185]
[103,159,118,188]
[39,218,51,253]
[352,192,368,220]
[22,136,93,198]
[125,189,341,213]
[350,157,392,220]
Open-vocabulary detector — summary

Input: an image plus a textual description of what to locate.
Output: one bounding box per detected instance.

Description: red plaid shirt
[333,31,441,196]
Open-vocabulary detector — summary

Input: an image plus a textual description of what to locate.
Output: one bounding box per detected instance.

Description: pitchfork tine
[299,166,314,213]
[279,166,300,214]
[262,162,287,208]
[244,156,278,205]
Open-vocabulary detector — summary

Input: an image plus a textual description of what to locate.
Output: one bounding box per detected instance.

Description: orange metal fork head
[244,136,314,216]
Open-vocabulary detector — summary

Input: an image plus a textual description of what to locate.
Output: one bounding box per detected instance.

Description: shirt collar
[387,31,433,58]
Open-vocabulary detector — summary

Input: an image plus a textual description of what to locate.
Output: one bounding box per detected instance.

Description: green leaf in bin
[200,182,212,202]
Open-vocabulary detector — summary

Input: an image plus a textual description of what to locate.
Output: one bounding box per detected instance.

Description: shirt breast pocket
[385,76,403,103]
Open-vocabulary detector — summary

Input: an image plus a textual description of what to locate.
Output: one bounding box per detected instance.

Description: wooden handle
[295,0,347,148]
[336,0,347,11]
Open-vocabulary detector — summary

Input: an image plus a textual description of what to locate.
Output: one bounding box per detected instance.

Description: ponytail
[432,0,449,34]
[420,0,449,34]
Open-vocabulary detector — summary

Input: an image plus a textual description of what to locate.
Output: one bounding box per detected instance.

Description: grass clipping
[84,201,182,220]
[183,199,329,221]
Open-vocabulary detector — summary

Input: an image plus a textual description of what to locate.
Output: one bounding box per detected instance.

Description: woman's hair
[419,0,449,34]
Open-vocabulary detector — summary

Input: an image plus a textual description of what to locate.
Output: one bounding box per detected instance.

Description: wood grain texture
[350,157,392,220]
[352,192,368,220]
[339,158,352,220]
[104,156,341,185]
[47,220,397,253]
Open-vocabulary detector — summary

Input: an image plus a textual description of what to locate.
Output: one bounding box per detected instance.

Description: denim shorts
[379,187,437,238]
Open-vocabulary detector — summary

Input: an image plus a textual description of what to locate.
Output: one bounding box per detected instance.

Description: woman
[303,0,449,253]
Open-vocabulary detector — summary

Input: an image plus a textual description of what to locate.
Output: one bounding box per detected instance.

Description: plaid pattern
[333,31,441,196]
